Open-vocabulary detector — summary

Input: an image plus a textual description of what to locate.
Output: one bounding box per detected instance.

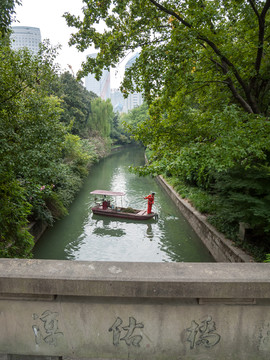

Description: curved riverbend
[34,147,214,262]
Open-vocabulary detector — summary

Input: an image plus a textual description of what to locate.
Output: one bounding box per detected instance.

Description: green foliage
[88,97,114,138]
[0,42,67,255]
[212,166,270,235]
[110,112,131,145]
[122,103,149,126]
[89,135,112,158]
[121,207,137,213]
[50,71,97,136]
[52,163,84,209]
[166,172,270,262]
[48,134,100,209]
[26,184,55,226]
[62,133,93,177]
[64,0,270,259]
[0,175,34,258]
[165,176,218,215]
[45,191,68,220]
[0,1,114,257]
[128,105,269,174]
[0,38,101,257]
[0,0,21,38]
[2,0,270,258]
[122,102,150,144]
[65,0,270,115]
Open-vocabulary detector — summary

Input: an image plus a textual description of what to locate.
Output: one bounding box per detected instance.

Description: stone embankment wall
[28,221,47,243]
[1,259,270,360]
[156,176,253,262]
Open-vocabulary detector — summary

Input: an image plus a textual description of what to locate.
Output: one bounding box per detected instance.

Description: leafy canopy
[0,0,21,38]
[64,0,270,245]
[50,71,97,136]
[65,0,270,115]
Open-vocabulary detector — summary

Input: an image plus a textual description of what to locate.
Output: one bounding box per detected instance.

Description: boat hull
[91,206,156,220]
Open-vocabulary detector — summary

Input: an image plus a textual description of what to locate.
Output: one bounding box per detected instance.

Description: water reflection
[34,147,214,262]
[92,217,126,237]
[145,223,154,240]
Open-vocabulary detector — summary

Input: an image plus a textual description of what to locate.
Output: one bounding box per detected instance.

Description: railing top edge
[0,258,269,282]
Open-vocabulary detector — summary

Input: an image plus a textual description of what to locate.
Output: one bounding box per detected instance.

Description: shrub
[0,176,34,258]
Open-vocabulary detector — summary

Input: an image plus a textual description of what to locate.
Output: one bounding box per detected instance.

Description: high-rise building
[10,26,41,54]
[123,53,143,112]
[110,89,125,113]
[85,53,111,100]
[125,52,139,69]
[124,91,143,112]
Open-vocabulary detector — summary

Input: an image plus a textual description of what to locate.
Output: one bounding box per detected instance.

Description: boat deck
[137,210,148,216]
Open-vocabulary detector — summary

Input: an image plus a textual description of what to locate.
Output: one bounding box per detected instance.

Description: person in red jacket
[102,196,109,210]
[144,192,155,214]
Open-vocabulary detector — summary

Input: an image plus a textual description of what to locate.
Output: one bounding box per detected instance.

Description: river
[33,147,214,262]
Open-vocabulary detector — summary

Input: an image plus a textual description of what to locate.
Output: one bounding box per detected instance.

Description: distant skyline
[11,0,129,88]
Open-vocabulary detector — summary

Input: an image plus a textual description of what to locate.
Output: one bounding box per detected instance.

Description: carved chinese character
[186,315,221,349]
[109,316,144,347]
[32,310,63,346]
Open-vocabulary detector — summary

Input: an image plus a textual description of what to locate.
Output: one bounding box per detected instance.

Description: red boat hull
[91,206,156,220]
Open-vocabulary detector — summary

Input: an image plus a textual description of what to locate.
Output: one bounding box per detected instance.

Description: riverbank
[33,146,213,262]
[156,176,254,263]
[28,137,115,244]
[32,145,253,262]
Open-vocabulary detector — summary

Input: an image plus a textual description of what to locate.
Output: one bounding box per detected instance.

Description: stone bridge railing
[0,259,270,360]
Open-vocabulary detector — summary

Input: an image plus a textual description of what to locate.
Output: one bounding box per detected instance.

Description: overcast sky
[12,0,124,88]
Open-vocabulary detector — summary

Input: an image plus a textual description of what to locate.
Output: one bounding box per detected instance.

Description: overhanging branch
[148,0,258,113]
[148,0,192,28]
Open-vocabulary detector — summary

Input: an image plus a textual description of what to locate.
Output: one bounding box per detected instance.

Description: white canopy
[90,190,125,197]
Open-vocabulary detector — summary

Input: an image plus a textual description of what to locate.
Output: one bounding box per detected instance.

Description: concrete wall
[28,221,48,243]
[1,259,270,360]
[156,176,253,263]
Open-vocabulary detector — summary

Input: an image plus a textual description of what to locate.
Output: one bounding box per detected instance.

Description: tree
[50,71,97,136]
[0,0,105,257]
[0,43,68,256]
[65,1,270,248]
[122,102,149,126]
[120,102,149,144]
[64,0,270,116]
[88,97,114,138]
[110,112,131,145]
[0,0,21,38]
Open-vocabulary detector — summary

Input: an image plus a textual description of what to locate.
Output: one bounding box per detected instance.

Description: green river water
[33,147,214,262]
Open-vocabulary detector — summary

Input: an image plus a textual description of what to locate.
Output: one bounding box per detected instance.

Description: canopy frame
[90,190,125,197]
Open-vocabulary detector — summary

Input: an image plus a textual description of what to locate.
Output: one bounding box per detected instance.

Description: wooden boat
[90,190,157,220]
